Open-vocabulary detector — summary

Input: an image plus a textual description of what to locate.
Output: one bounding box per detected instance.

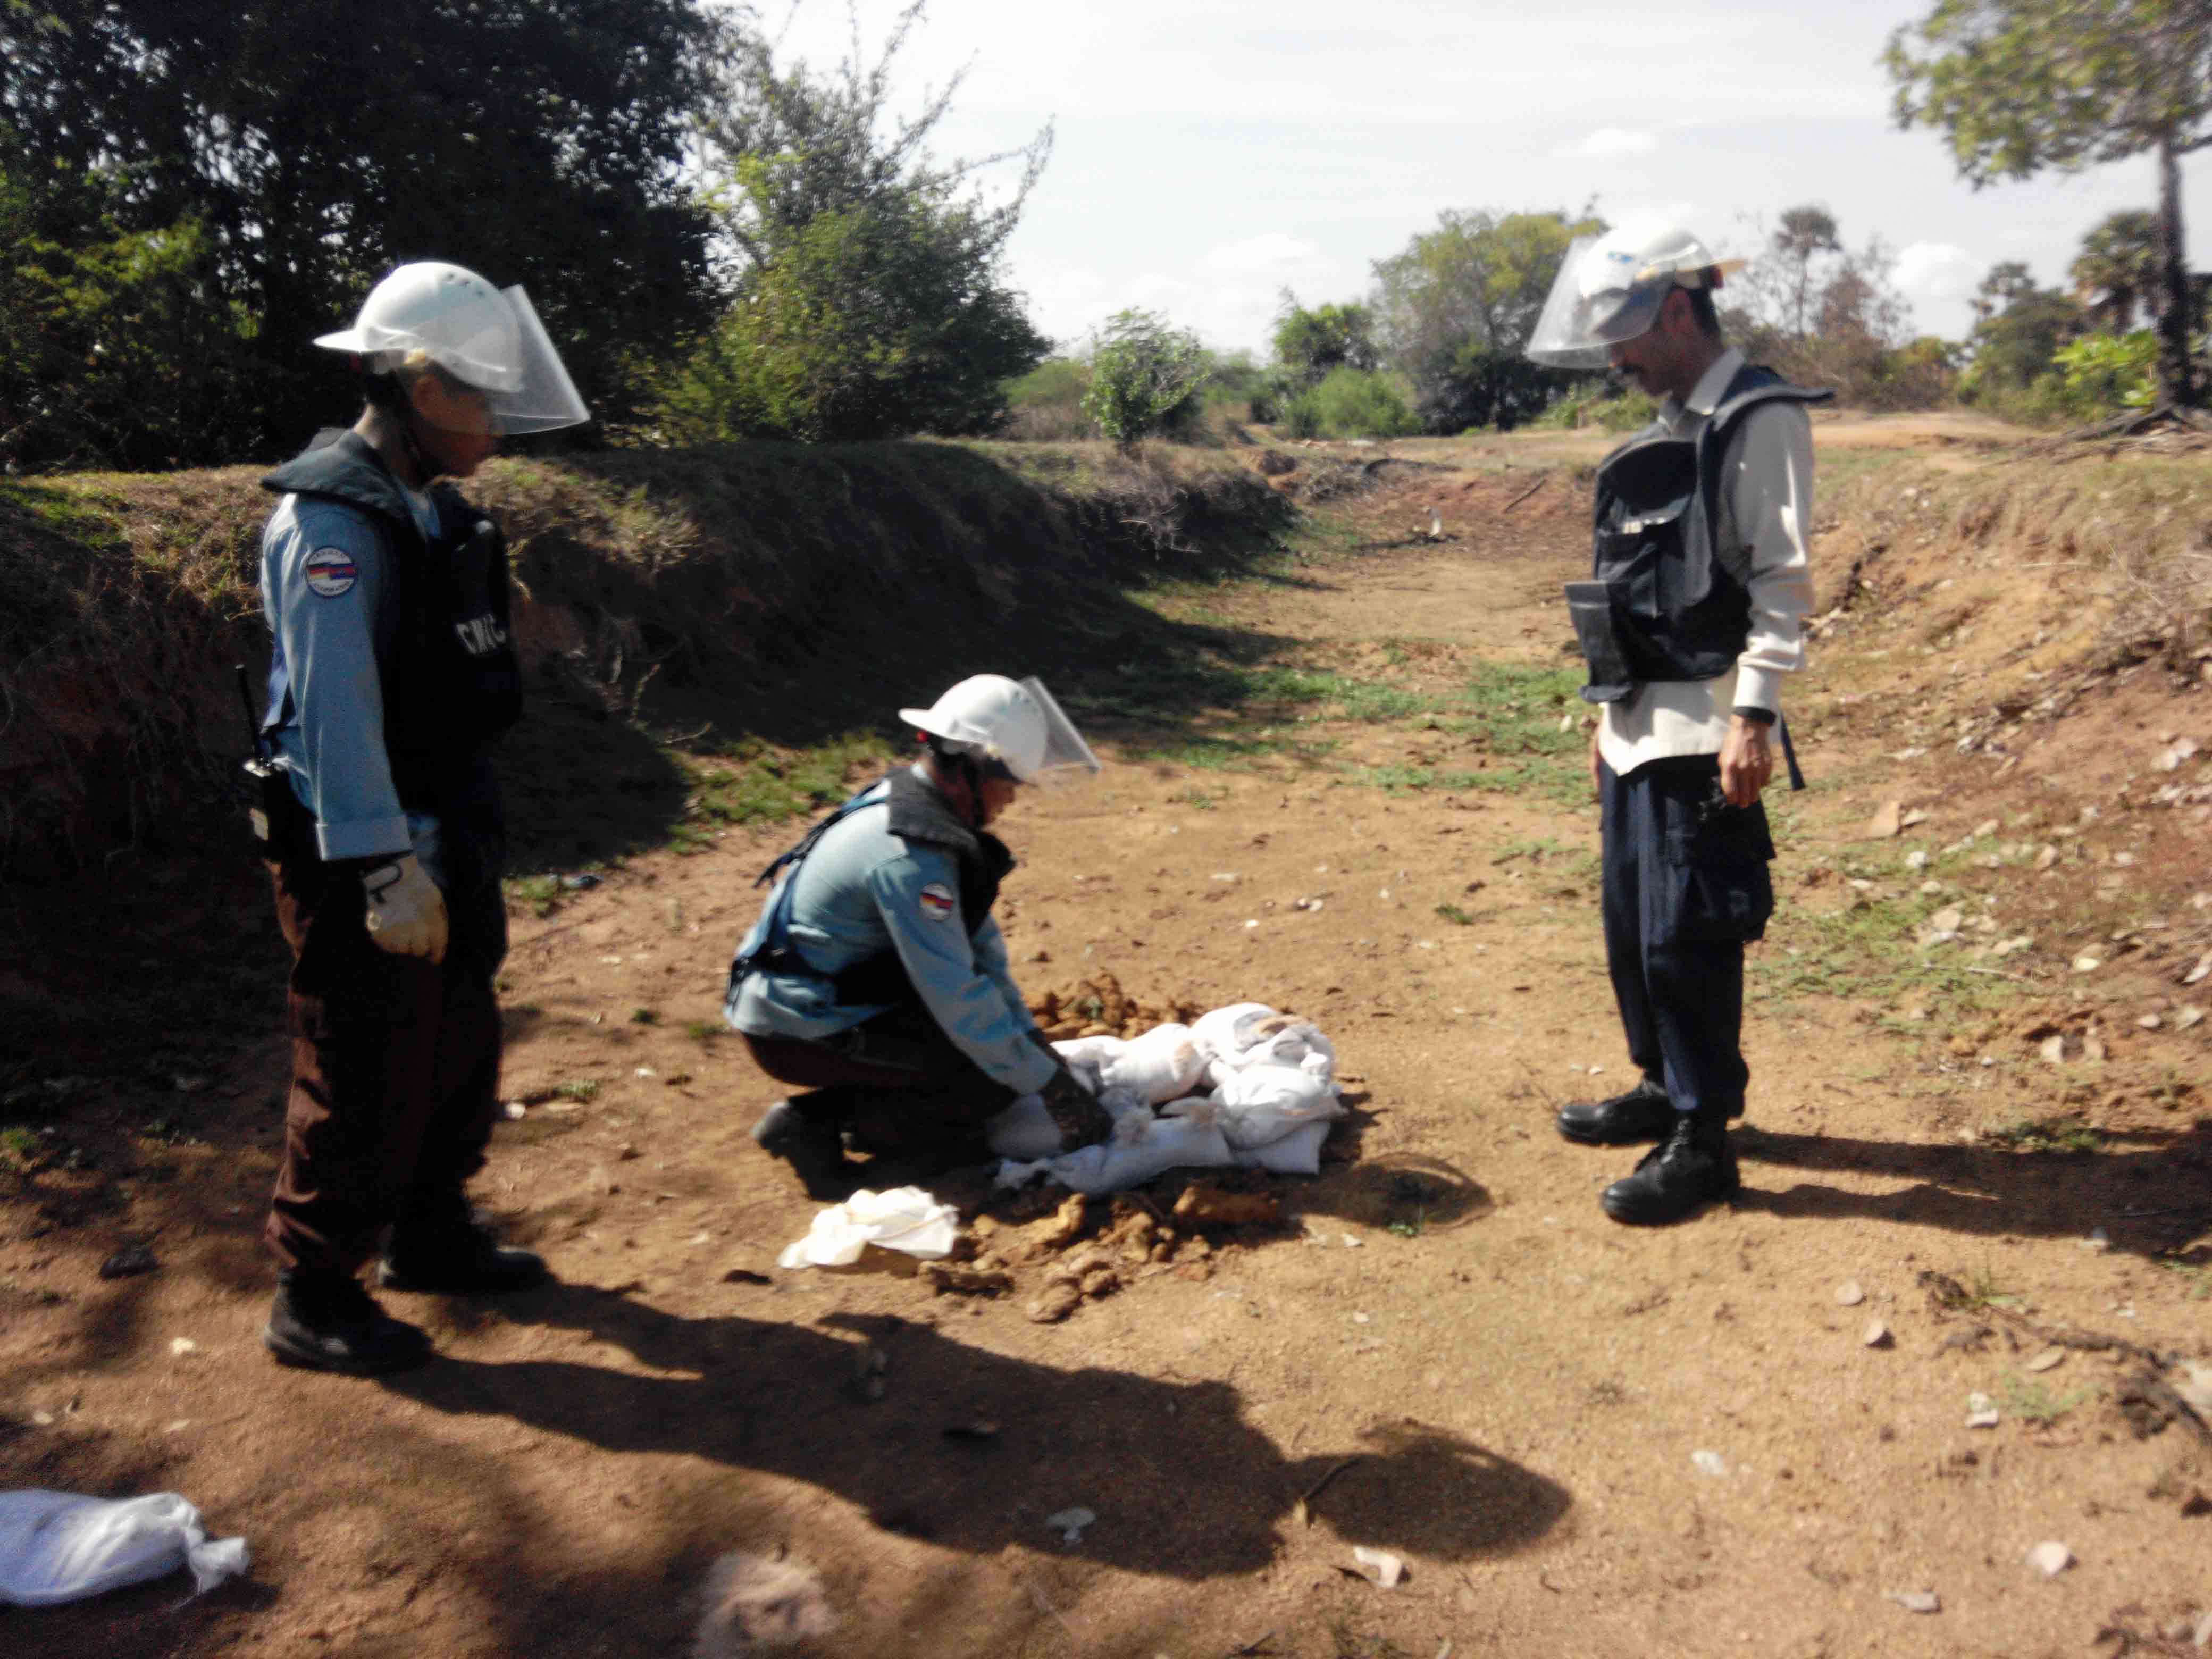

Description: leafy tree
[1,0,725,459]
[1971,259,2041,322]
[1083,309,1207,445]
[1367,207,1602,431]
[1960,273,2086,407]
[1280,367,1420,440]
[1886,0,2212,405]
[1272,298,1379,387]
[673,0,1051,442]
[1770,205,1843,339]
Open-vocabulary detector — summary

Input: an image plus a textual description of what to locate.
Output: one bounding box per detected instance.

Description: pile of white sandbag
[990,1003,1343,1194]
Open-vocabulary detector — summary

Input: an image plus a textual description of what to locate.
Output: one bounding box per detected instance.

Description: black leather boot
[1600,1108,1739,1226]
[752,1099,860,1201]
[379,1210,548,1294]
[1555,1076,1674,1145]
[264,1269,434,1374]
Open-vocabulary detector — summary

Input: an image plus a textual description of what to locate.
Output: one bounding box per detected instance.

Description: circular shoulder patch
[304,547,359,598]
[917,882,956,923]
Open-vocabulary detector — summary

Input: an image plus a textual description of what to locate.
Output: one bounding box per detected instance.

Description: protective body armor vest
[1566,363,1832,705]
[730,769,1015,1005]
[262,431,523,806]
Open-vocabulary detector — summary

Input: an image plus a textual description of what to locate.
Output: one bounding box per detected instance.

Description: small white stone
[2023,1541,2073,1578]
[2073,954,2103,973]
[169,1337,198,1357]
[1886,1590,1940,1614]
[2026,1348,2066,1373]
[1836,1280,1865,1306]
[1045,1506,1096,1545]
[1965,1392,1999,1428]
[504,1101,527,1119]
[1691,1449,1728,1477]
[1863,1320,1892,1348]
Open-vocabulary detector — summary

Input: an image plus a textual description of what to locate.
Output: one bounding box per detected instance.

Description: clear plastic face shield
[1015,677,1101,783]
[1523,236,1673,371]
[477,287,590,435]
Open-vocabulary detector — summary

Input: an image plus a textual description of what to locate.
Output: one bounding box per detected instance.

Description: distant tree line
[0,0,1051,471]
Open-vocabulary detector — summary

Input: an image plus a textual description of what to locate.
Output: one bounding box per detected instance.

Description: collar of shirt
[1656,347,1745,435]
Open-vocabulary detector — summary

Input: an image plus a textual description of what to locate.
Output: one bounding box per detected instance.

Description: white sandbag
[1189,1003,1279,1063]
[995,1115,1234,1195]
[1099,1023,1207,1105]
[1230,1117,1333,1175]
[0,1489,248,1607]
[1051,1036,1126,1071]
[777,1186,959,1268]
[1211,1061,1342,1150]
[1244,1023,1336,1080]
[984,1094,1063,1160]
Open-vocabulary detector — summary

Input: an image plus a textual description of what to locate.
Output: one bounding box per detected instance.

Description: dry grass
[0,440,1291,879]
[1821,449,2212,671]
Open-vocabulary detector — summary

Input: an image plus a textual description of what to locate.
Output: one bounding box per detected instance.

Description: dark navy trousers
[1598,752,1776,1120]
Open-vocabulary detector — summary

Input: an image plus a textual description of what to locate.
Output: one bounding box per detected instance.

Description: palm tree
[2069,210,2165,333]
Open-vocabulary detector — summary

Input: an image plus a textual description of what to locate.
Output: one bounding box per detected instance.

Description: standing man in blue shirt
[255,262,590,1372]
[1527,217,1827,1226]
[727,675,1113,1197]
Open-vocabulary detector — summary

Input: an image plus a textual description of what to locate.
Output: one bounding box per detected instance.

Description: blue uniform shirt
[725,770,1057,1095]
[260,485,443,863]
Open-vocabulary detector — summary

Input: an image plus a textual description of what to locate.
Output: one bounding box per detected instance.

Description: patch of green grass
[2001,1372,2095,1424]
[553,1079,600,1103]
[2153,1255,2212,1299]
[1168,787,1220,810]
[683,1020,724,1042]
[1346,765,1481,794]
[1433,903,1474,926]
[1960,1263,2024,1310]
[630,1008,657,1025]
[1983,1116,2104,1155]
[505,874,562,919]
[0,1126,38,1166]
[137,1116,198,1147]
[685,732,894,832]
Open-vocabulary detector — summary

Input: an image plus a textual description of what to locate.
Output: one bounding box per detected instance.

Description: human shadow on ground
[384,1284,1569,1582]
[1732,1121,2212,1259]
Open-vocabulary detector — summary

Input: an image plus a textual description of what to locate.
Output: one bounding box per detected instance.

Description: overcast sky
[765,0,2211,356]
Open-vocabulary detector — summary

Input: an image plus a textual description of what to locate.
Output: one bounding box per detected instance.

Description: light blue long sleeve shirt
[725,772,1055,1095]
[259,487,441,862]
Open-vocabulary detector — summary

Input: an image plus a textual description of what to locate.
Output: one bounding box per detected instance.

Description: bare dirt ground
[5,437,2212,1659]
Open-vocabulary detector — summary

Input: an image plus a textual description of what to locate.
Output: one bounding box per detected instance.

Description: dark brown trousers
[264,850,507,1277]
[741,1004,1017,1153]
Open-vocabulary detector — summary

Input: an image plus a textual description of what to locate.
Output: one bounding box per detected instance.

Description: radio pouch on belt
[234,664,295,857]
[1564,581,1638,706]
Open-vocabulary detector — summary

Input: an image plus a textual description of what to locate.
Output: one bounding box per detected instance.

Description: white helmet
[1524,215,1746,369]
[314,261,590,434]
[900,675,1101,784]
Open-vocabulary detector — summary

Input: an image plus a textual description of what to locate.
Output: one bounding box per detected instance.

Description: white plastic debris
[1886,1590,1940,1614]
[1965,1393,2000,1429]
[2023,1541,2073,1578]
[1691,1450,1728,1477]
[1044,1506,1095,1545]
[0,1490,248,1606]
[776,1187,959,1268]
[1351,1545,1404,1588]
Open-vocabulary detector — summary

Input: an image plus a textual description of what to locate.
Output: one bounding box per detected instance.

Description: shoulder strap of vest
[750,774,899,889]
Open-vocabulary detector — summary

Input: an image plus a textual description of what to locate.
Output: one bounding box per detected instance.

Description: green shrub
[1280,367,1422,439]
[1084,309,1208,444]
[2051,331,2157,414]
[1002,357,1094,440]
[1532,388,1657,432]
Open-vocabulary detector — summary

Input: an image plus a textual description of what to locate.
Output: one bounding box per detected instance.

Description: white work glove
[362,853,448,962]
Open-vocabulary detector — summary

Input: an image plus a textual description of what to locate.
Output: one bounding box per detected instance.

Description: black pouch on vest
[1564,580,1638,705]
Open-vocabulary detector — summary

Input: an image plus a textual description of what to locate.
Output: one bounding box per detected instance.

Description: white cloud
[1579,128,1656,157]
[1893,242,1985,304]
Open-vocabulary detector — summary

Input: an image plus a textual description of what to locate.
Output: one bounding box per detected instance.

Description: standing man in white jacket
[1527,216,1827,1225]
